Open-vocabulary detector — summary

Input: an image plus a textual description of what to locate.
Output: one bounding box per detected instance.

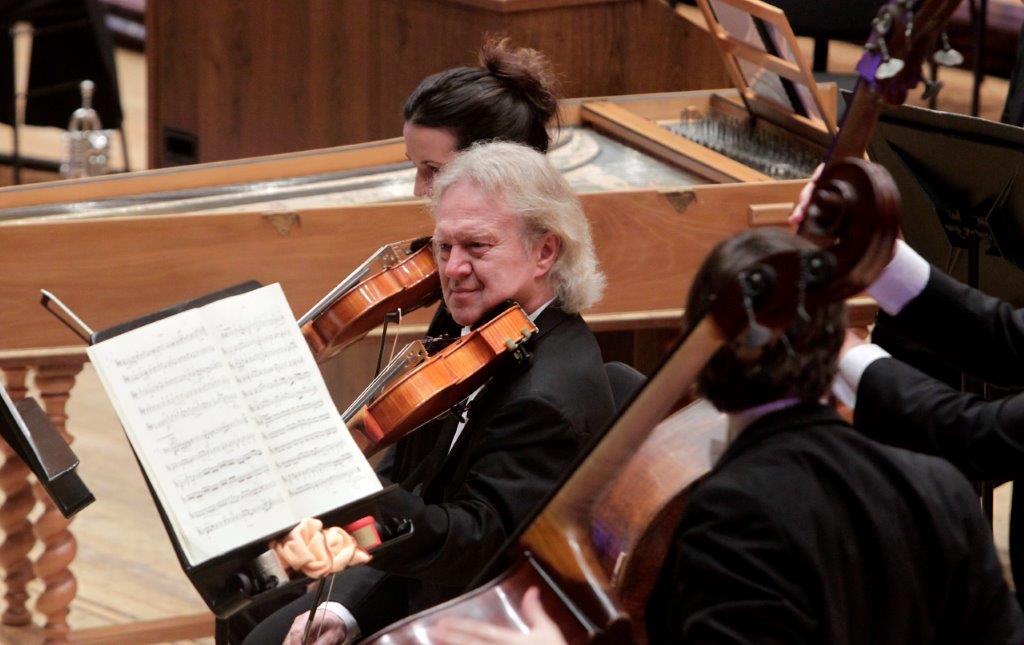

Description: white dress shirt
[832,240,931,408]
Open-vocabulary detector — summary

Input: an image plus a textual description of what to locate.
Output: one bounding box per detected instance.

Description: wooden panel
[0,139,407,210]
[146,0,729,166]
[0,181,804,351]
[0,203,434,350]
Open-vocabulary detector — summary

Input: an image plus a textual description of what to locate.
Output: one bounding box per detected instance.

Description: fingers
[788,162,825,230]
[432,618,522,644]
[810,162,824,181]
[284,610,345,645]
[283,614,309,645]
[272,518,327,576]
[520,587,552,630]
[322,527,373,574]
[273,524,371,579]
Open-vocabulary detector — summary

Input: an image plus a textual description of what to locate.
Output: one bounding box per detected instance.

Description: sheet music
[201,286,380,518]
[88,284,380,565]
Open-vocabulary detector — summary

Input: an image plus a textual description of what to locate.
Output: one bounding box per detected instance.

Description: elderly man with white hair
[241,141,616,645]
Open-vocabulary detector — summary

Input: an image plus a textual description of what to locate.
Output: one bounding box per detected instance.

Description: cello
[361,0,958,640]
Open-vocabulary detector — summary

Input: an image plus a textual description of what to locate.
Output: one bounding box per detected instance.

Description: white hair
[429,141,605,313]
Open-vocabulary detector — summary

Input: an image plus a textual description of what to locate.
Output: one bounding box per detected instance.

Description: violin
[360,1,957,641]
[343,304,538,456]
[298,237,441,364]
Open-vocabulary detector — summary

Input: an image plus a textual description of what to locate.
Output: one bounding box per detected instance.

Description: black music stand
[0,384,94,517]
[91,281,412,618]
[868,101,1024,601]
[868,102,1024,306]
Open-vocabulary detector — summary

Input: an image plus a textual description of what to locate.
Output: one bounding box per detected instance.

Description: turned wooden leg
[32,363,83,644]
[0,366,38,627]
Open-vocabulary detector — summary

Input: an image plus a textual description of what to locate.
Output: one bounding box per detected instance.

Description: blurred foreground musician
[834,238,1024,481]
[241,142,615,644]
[433,229,1024,644]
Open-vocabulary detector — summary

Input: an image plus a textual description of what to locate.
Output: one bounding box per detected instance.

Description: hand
[840,328,869,359]
[271,518,371,579]
[431,587,567,645]
[788,163,824,230]
[283,608,346,645]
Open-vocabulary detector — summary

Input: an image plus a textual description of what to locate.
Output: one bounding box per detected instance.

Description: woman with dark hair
[402,37,560,196]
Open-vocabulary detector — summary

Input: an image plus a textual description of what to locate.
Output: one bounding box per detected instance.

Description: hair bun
[479,37,559,122]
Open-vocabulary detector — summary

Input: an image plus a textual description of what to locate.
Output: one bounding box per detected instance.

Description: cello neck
[514,317,727,629]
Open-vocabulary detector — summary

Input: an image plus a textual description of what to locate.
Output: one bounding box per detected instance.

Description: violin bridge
[376,245,401,270]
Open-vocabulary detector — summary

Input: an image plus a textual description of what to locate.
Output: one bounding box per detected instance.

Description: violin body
[347,305,538,456]
[301,240,440,364]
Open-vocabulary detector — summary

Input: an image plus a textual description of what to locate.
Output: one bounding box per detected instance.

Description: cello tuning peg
[743,321,773,350]
[737,268,773,350]
[920,78,944,101]
[933,48,963,67]
[933,33,964,67]
[876,56,905,80]
[872,34,904,80]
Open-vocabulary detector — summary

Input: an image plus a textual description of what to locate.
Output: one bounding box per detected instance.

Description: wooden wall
[145,0,729,166]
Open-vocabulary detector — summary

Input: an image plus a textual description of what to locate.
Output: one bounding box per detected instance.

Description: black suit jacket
[856,268,1024,481]
[244,304,614,642]
[646,404,1024,644]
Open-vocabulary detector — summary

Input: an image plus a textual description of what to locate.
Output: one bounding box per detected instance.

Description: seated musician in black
[432,228,1024,644]
[646,230,1023,643]
[243,141,615,644]
[785,174,1024,482]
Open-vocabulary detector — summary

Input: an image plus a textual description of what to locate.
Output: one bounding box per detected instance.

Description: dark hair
[403,38,559,153]
[684,228,845,412]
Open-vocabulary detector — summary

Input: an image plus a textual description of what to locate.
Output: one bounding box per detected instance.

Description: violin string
[387,308,404,364]
[374,316,391,378]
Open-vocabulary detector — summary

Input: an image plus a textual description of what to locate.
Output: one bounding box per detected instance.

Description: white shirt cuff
[867,239,931,316]
[320,601,360,643]
[833,343,892,408]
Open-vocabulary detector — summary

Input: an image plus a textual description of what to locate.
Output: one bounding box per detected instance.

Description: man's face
[432,181,558,327]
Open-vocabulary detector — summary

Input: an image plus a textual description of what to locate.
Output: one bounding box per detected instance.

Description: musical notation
[88,284,382,566]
